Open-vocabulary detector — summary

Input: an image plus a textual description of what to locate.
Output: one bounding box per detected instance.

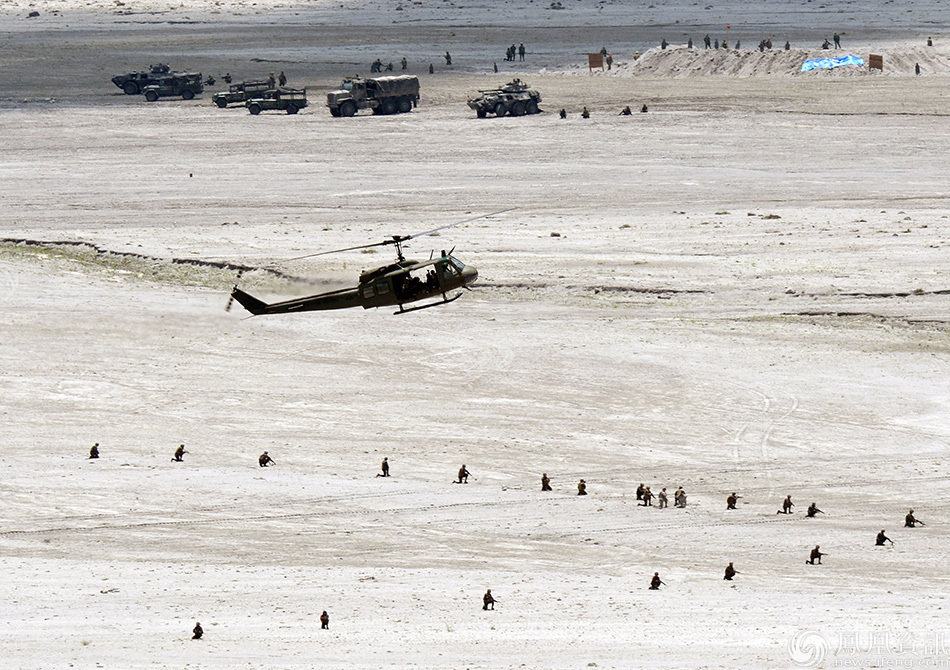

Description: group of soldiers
[635,484,687,508]
[370,57,408,73]
[89,442,275,468]
[504,43,526,62]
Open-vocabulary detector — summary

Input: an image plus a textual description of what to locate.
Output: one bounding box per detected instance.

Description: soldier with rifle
[876,530,893,546]
[807,545,825,565]
[649,572,665,590]
[805,503,824,518]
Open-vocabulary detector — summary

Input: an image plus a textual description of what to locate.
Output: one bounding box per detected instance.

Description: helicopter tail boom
[229,287,269,315]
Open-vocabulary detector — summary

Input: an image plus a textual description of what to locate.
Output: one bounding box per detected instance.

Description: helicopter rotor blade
[276,208,516,264]
[225,269,245,312]
[404,207,516,242]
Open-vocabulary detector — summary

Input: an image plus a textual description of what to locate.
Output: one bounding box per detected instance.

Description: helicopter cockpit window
[374,281,390,295]
[448,257,464,274]
[361,284,375,299]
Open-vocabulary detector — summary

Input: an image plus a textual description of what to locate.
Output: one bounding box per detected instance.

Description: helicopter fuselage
[230,253,477,316]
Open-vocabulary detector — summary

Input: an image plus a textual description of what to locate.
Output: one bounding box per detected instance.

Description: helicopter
[228,209,512,316]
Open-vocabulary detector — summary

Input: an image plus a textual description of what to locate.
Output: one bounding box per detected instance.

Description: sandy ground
[1,3,950,669]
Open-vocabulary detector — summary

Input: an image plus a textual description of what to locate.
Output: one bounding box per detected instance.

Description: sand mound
[610,44,950,77]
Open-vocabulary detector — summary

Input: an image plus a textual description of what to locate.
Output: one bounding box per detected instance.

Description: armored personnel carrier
[246,88,308,115]
[142,73,203,101]
[212,80,272,108]
[467,79,542,117]
[111,63,171,95]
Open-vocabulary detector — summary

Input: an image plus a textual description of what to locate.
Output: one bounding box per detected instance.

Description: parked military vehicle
[212,80,272,108]
[326,75,419,117]
[142,73,203,101]
[467,79,542,117]
[245,88,308,115]
[111,63,171,95]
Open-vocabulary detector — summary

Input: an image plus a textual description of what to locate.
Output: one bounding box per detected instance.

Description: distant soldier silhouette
[724,562,737,580]
[428,63,434,74]
[905,509,924,527]
[779,495,794,514]
[660,38,668,50]
[726,493,740,510]
[714,39,719,49]
[483,589,495,610]
[620,105,632,115]
[558,108,566,119]
[915,62,921,76]
[401,56,408,70]
[649,572,665,590]
[173,444,187,462]
[192,622,203,639]
[640,104,648,113]
[704,34,711,49]
[278,71,287,87]
[259,451,275,467]
[577,479,587,495]
[89,443,99,459]
[268,72,276,88]
[581,106,590,119]
[457,465,470,484]
[833,32,841,49]
[688,36,693,49]
[636,483,645,500]
[379,457,390,477]
[658,487,668,508]
[807,545,824,565]
[320,611,329,629]
[541,473,552,491]
[223,72,232,83]
[927,37,933,47]
[876,530,893,546]
[519,43,526,61]
[805,503,824,518]
[444,51,452,66]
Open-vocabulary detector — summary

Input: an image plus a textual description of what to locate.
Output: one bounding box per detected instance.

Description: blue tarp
[801,55,865,71]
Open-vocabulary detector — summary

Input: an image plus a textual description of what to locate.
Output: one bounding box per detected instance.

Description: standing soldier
[807,545,824,565]
[724,562,737,580]
[577,479,587,495]
[457,464,470,484]
[320,611,329,629]
[905,509,924,527]
[278,71,287,87]
[876,530,893,546]
[636,483,645,500]
[658,487,668,508]
[640,486,653,506]
[726,492,740,510]
[805,503,824,518]
[401,56,408,70]
[259,451,275,467]
[173,444,187,462]
[89,443,100,459]
[192,622,203,639]
[483,589,495,610]
[558,108,567,119]
[444,51,452,66]
[223,72,232,83]
[649,572,665,590]
[541,473,552,491]
[518,43,526,61]
[779,495,794,514]
[268,72,276,88]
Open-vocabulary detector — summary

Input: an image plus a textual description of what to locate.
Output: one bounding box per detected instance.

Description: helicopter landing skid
[395,292,462,315]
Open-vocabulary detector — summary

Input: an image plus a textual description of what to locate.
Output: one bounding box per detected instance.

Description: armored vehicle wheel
[248,103,262,115]
[181,90,195,101]
[380,98,396,115]
[511,101,526,116]
[476,109,487,118]
[123,81,139,95]
[340,101,357,117]
[215,98,228,108]
[493,102,507,117]
[526,100,539,114]
[397,97,412,113]
[286,104,299,115]
[144,90,159,102]
[330,108,341,117]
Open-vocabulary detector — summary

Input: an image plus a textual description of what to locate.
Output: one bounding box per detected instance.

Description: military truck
[246,88,308,115]
[212,80,272,108]
[111,63,171,95]
[142,73,203,101]
[467,79,542,117]
[326,75,419,117]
